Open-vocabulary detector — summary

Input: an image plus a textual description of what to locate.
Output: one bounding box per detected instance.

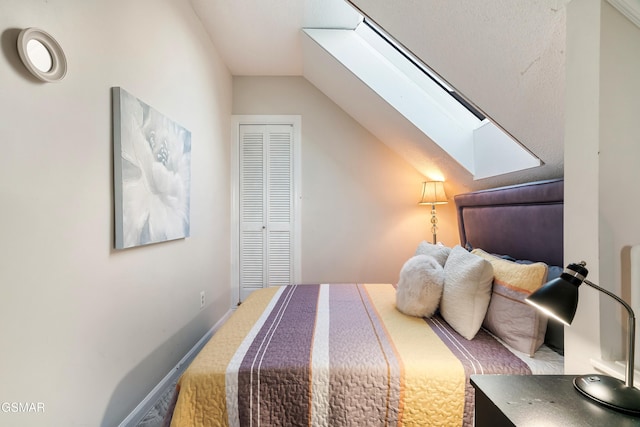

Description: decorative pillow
[441,245,494,340]
[547,265,563,282]
[396,255,445,318]
[471,248,549,356]
[415,241,451,267]
[541,265,564,354]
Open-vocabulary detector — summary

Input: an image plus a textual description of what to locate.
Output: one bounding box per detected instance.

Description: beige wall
[232,76,460,285]
[565,0,640,374]
[0,0,232,425]
[598,1,640,364]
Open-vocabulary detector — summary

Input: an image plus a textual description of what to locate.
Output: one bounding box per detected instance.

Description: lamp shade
[418,181,448,205]
[525,261,640,415]
[525,262,587,325]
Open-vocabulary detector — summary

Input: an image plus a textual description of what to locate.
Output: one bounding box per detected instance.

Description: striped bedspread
[170,284,531,427]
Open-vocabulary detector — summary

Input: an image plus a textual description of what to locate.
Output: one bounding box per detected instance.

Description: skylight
[302,19,542,180]
[360,19,486,122]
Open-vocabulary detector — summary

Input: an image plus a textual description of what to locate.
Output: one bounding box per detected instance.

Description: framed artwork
[112,87,191,249]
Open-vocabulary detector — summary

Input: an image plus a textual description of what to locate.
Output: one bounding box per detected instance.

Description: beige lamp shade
[418,181,448,205]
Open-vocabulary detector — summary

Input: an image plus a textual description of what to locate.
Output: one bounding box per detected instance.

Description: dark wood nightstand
[471,374,640,427]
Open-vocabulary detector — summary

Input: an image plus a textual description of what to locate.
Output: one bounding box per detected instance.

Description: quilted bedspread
[170,284,531,427]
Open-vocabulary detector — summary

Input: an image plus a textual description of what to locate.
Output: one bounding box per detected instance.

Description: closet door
[239,124,294,301]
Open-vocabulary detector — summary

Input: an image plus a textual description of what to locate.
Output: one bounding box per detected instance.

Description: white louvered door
[239,124,294,301]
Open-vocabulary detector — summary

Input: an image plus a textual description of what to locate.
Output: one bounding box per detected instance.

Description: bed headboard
[454,178,564,353]
[454,179,564,267]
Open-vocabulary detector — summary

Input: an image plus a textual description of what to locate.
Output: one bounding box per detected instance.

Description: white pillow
[441,245,494,340]
[396,255,444,318]
[414,241,451,267]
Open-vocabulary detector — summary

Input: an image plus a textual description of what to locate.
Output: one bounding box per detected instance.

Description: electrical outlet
[200,291,206,309]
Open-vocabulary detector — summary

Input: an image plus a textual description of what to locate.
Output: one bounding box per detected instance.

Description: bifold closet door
[239,124,294,301]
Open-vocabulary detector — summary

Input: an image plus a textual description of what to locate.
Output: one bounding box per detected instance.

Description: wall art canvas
[112,87,191,249]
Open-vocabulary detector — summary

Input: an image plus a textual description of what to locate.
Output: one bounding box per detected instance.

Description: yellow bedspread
[170,283,527,426]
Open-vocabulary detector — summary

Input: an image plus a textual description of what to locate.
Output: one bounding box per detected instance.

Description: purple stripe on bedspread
[235,284,401,426]
[426,314,532,427]
[237,285,319,426]
[327,284,400,425]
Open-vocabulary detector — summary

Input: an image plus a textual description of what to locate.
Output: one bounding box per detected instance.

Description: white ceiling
[190,0,567,191]
[190,0,360,75]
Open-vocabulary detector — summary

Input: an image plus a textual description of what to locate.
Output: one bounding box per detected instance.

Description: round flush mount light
[17,27,67,82]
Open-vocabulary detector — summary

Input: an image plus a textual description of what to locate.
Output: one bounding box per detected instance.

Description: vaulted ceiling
[190,0,568,191]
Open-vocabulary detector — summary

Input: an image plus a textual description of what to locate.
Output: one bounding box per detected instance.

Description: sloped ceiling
[190,0,567,192]
[190,0,360,75]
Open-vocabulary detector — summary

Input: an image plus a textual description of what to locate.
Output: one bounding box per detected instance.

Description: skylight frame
[360,18,486,122]
[353,21,481,133]
[302,5,543,179]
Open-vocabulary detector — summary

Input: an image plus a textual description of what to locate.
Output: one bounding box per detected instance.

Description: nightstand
[471,374,640,427]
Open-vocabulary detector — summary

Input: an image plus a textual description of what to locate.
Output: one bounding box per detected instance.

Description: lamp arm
[584,279,636,387]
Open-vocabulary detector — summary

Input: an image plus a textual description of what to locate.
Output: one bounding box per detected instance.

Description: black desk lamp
[526,261,640,415]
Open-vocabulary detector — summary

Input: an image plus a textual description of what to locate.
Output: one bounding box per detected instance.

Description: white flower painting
[113,87,191,249]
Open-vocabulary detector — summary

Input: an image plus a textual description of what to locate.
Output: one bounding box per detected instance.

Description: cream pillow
[441,245,494,340]
[396,255,444,318]
[414,241,451,267]
[472,249,549,355]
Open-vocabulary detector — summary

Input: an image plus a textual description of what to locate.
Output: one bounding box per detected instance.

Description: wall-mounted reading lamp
[526,261,640,415]
[418,181,447,244]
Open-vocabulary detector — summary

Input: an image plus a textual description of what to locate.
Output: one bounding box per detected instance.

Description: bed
[168,178,565,427]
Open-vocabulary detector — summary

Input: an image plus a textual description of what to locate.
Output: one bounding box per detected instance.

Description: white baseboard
[118,309,233,427]
[590,358,640,387]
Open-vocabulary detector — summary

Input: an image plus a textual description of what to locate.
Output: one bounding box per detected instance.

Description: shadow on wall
[102,309,214,427]
[2,28,48,83]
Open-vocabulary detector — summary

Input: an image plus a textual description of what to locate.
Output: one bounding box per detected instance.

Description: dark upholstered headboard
[454,179,564,267]
[454,179,564,353]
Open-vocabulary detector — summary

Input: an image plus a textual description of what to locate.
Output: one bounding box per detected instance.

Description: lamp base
[574,375,640,416]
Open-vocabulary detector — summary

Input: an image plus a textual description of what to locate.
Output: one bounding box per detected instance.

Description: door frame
[230,115,302,306]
